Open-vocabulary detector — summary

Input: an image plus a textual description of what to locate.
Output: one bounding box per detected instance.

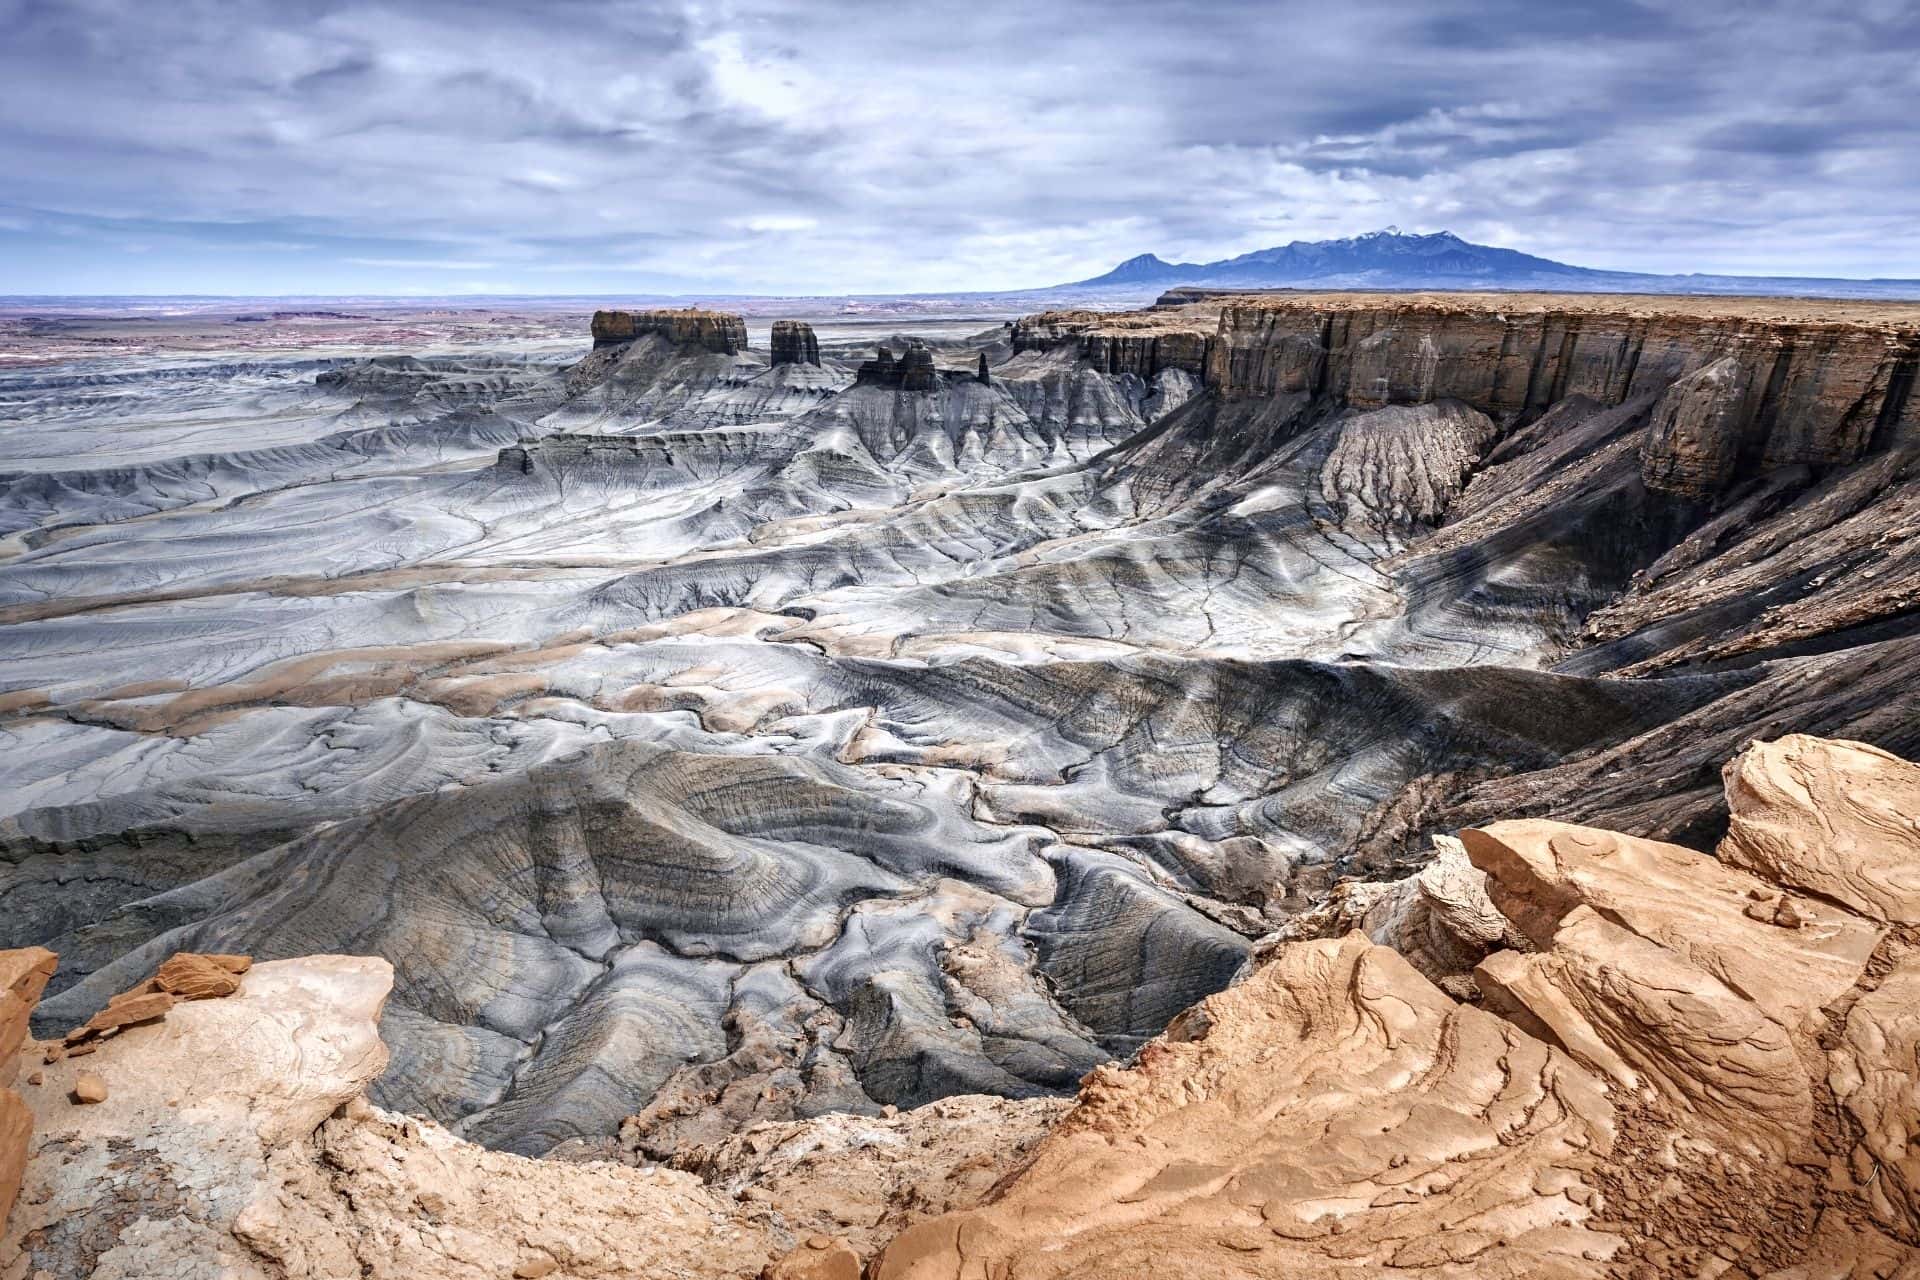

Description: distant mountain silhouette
[1045,228,1920,299]
[1065,229,1629,290]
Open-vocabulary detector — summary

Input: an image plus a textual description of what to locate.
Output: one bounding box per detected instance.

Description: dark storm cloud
[0,0,1915,293]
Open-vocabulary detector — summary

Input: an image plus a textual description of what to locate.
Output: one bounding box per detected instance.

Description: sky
[2,0,1917,296]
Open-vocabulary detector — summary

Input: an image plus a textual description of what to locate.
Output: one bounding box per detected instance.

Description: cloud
[0,0,1915,293]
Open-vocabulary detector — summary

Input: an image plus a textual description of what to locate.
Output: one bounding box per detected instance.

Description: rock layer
[1019,293,1920,499]
[7,736,1920,1277]
[871,734,1920,1278]
[7,292,1920,1169]
[590,308,749,353]
[771,320,821,367]
[0,948,54,1234]
[0,951,1049,1279]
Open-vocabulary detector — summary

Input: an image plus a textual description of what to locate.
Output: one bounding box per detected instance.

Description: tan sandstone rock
[760,1235,861,1280]
[869,737,1920,1278]
[675,1095,1067,1256]
[11,735,1920,1278]
[1,955,783,1280]
[1827,952,1920,1237]
[1257,834,1527,998]
[0,947,55,1236]
[872,930,1620,1279]
[0,1090,27,1234]
[0,949,56,1089]
[1461,819,1879,1035]
[151,952,252,1001]
[1720,734,1920,924]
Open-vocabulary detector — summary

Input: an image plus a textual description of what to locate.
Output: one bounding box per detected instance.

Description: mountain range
[1056,228,1920,299]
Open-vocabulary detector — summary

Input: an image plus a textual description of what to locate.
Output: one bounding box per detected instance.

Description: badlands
[3,290,1919,1275]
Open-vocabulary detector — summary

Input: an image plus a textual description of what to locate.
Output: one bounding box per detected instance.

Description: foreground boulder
[1719,733,1920,924]
[873,736,1920,1277]
[0,954,788,1279]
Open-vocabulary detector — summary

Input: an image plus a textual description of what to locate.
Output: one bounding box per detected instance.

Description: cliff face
[1019,296,1920,500]
[590,308,749,353]
[854,341,938,390]
[1010,310,1212,380]
[769,320,820,367]
[0,948,54,1234]
[1212,301,1918,498]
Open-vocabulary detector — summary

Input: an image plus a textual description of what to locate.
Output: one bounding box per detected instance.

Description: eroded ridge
[3,734,1917,1278]
[873,734,1920,1278]
[4,293,1920,1166]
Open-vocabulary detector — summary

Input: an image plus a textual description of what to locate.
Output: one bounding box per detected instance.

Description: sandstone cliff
[0,948,53,1237]
[590,308,749,353]
[771,320,821,367]
[1016,293,1920,500]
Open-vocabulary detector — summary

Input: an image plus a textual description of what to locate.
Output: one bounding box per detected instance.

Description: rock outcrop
[667,1096,1068,1257]
[870,735,1920,1278]
[11,286,1920,1192]
[771,320,821,367]
[1256,834,1527,998]
[1018,293,1920,501]
[0,951,1057,1279]
[855,341,938,390]
[590,308,749,353]
[49,951,253,1059]
[1719,733,1920,923]
[0,948,54,1234]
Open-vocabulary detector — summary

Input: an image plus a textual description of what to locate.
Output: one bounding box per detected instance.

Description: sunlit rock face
[3,294,1918,1157]
[873,735,1920,1280]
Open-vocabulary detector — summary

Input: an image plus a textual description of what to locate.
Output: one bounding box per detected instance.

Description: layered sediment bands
[8,292,1920,1167]
[9,738,1920,1277]
[1009,310,1213,379]
[1207,298,1919,450]
[31,738,1079,1154]
[590,307,749,353]
[1026,294,1920,500]
[493,428,790,489]
[771,320,821,367]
